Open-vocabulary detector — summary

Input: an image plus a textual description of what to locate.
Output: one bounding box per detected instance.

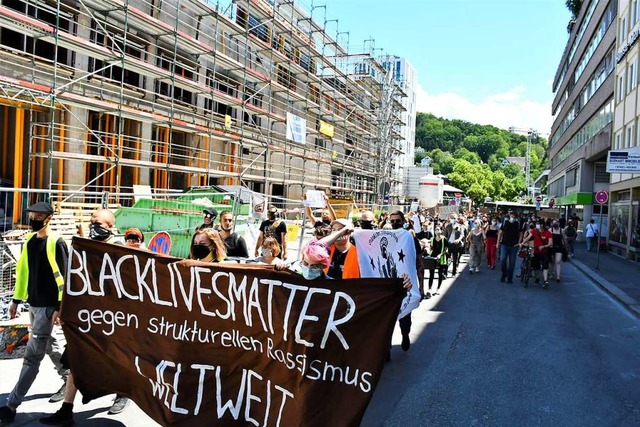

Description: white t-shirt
[585,223,599,237]
[412,215,421,233]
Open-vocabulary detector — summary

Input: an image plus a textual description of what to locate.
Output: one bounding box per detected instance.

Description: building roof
[504,157,527,168]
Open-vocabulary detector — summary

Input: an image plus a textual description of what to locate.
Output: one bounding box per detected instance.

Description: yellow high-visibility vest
[14,232,64,302]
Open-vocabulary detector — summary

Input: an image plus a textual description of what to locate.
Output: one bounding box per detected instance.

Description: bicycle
[518,246,533,288]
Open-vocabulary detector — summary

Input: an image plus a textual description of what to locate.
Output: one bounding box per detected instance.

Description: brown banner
[62,237,404,426]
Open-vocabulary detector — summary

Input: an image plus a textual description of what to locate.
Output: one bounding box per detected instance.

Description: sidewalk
[569,241,640,317]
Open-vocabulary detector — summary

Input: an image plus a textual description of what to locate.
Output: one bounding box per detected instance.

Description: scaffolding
[0,0,406,221]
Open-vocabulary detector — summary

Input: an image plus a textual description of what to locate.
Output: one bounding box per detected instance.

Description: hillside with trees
[414,113,549,205]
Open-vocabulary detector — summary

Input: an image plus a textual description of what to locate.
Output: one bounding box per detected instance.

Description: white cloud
[415,84,553,138]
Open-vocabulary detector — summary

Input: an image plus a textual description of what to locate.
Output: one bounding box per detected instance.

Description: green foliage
[414,112,550,205]
[565,0,582,18]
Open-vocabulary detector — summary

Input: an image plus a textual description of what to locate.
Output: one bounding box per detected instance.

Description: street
[2,254,640,426]
[363,254,640,426]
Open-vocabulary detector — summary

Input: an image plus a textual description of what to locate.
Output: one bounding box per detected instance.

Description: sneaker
[475,267,480,273]
[534,278,540,285]
[107,396,130,415]
[543,281,549,289]
[470,269,474,274]
[39,404,74,426]
[0,406,16,425]
[49,382,67,403]
[401,333,410,351]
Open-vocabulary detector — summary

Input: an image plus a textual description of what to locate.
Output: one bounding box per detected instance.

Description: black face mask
[89,223,112,241]
[29,218,46,232]
[192,244,211,260]
[267,213,276,220]
[391,221,403,230]
[322,219,331,225]
[360,220,374,230]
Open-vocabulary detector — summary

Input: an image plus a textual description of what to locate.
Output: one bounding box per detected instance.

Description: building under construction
[0,0,406,222]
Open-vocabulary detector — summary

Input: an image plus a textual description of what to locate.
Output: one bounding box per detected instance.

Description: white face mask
[260,248,273,257]
[535,224,541,230]
[300,264,323,280]
[491,220,496,225]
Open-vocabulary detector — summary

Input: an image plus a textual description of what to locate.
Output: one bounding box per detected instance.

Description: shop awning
[553,192,594,206]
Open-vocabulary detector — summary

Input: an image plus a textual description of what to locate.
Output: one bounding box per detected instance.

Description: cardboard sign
[304,190,326,208]
[62,238,404,427]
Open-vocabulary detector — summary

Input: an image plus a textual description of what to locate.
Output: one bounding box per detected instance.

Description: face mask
[300,264,323,280]
[509,217,516,223]
[535,224,541,230]
[450,219,456,224]
[192,244,211,260]
[267,213,276,220]
[491,220,496,225]
[89,223,112,241]
[322,219,331,225]
[260,248,273,257]
[360,220,374,230]
[391,221,403,230]
[435,229,442,235]
[29,218,46,232]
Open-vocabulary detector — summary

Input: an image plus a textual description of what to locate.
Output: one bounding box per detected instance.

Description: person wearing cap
[40,208,128,426]
[255,205,287,260]
[197,207,218,231]
[322,218,359,280]
[0,202,69,425]
[124,227,145,249]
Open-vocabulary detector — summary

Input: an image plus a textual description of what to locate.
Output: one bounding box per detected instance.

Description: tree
[566,0,582,18]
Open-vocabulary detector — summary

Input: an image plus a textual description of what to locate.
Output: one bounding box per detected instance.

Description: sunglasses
[125,235,140,242]
[390,219,404,224]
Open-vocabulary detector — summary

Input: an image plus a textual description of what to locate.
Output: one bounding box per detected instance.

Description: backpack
[565,226,576,238]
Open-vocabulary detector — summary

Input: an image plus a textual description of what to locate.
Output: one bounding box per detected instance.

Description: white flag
[352,229,421,319]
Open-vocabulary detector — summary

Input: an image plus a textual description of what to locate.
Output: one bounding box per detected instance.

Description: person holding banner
[189,229,227,262]
[0,202,69,425]
[40,209,130,425]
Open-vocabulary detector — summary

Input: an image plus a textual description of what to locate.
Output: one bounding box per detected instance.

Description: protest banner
[62,238,404,426]
[352,230,421,319]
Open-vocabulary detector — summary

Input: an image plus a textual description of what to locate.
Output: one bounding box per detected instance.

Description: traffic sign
[549,198,555,208]
[535,195,543,202]
[148,231,172,255]
[595,190,609,205]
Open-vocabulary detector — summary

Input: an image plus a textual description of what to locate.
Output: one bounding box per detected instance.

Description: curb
[569,258,640,318]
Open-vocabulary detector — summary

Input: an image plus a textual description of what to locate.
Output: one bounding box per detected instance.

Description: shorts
[531,252,549,270]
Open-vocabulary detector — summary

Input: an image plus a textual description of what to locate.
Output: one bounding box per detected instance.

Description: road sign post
[594,190,608,270]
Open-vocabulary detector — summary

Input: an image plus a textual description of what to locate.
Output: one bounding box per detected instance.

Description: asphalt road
[2,254,639,426]
[362,254,640,426]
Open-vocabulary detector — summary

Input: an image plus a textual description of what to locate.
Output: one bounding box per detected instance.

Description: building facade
[380,55,417,202]
[0,0,405,222]
[611,0,640,258]
[549,0,616,243]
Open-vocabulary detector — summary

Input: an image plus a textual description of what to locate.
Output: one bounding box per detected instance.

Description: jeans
[500,244,519,281]
[7,306,64,408]
[587,236,596,251]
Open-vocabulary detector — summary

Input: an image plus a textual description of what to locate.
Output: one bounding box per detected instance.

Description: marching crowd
[0,199,581,426]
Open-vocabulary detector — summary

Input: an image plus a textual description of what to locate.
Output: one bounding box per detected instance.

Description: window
[626,125,635,148]
[276,65,296,91]
[90,22,144,88]
[565,167,577,188]
[621,16,628,42]
[618,73,626,103]
[0,0,72,65]
[629,59,638,92]
[615,132,622,149]
[155,55,195,106]
[634,1,639,26]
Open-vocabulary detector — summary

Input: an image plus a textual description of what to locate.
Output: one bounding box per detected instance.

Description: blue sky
[317,0,573,136]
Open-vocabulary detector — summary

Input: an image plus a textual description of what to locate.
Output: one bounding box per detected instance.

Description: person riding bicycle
[520,221,552,288]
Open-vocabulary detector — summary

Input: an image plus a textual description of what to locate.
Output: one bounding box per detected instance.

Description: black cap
[203,207,218,218]
[26,202,53,215]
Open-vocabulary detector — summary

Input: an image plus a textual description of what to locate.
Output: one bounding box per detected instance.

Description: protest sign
[62,238,404,426]
[352,229,421,319]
